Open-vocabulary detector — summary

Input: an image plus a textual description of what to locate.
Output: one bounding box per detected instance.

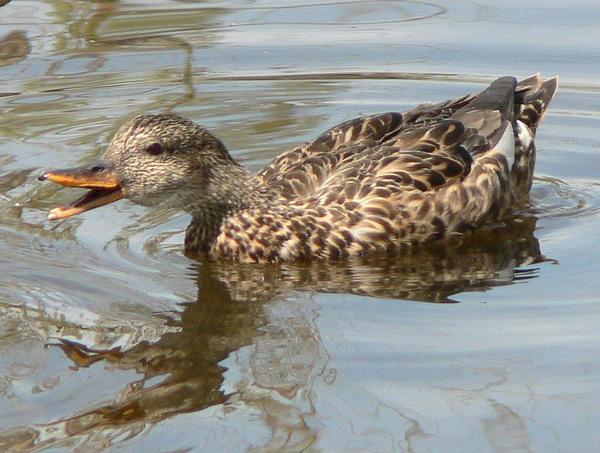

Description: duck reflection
[217,215,544,304]
[0,31,30,68]
[1,215,546,451]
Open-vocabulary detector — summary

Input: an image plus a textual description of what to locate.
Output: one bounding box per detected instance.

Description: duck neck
[184,161,268,257]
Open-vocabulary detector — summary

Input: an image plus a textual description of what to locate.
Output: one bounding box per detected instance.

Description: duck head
[40,114,246,220]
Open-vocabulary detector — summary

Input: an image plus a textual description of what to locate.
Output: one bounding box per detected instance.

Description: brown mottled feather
[206,75,557,262]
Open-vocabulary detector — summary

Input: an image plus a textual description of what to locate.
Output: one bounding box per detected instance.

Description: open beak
[38,160,124,220]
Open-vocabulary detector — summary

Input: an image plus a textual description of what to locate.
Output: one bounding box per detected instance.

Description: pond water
[1,0,600,451]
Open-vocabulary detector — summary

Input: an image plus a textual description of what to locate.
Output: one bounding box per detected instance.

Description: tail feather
[515,73,543,95]
[511,75,558,200]
[454,74,558,202]
[515,75,558,133]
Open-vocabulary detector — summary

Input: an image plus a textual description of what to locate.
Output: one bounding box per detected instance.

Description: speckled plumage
[187,74,557,262]
[45,74,558,262]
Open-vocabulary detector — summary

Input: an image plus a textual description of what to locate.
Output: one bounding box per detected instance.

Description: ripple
[530,176,600,219]
[91,1,446,40]
[48,54,107,77]
[221,1,446,26]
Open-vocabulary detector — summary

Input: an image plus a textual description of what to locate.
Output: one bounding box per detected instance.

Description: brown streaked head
[40,114,241,220]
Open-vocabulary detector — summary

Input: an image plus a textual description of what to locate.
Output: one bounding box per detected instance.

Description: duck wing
[256,111,404,200]
[255,79,506,200]
[256,82,505,202]
[257,75,557,202]
[303,119,473,204]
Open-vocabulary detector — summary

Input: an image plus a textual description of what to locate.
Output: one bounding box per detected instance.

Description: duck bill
[40,161,124,220]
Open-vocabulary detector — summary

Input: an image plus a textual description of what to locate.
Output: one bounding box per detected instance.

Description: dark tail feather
[452,76,518,151]
[459,76,517,123]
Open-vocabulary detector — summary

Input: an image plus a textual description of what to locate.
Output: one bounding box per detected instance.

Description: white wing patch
[495,122,515,167]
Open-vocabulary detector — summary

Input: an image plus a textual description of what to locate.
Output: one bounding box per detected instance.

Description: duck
[40,74,557,262]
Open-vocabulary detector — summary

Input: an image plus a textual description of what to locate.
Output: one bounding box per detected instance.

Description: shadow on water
[0,215,547,451]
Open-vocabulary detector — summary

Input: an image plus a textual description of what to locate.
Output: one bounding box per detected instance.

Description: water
[1,0,599,451]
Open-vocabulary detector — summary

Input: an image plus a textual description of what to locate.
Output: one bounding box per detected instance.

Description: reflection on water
[0,31,29,68]
[0,216,545,450]
[1,0,600,451]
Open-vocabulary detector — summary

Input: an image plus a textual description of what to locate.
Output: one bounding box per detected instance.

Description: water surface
[1,0,600,451]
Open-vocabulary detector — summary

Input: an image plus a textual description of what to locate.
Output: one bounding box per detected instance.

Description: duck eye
[145,142,164,156]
